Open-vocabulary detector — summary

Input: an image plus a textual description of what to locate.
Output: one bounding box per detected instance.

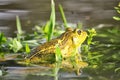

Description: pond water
[0,27,120,80]
[0,66,89,80]
[0,0,120,36]
[0,0,120,80]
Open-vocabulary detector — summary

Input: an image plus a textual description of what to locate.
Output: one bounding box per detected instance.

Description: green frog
[25,27,88,75]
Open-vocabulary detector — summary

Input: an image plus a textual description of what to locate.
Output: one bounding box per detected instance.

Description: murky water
[0,0,120,36]
[0,66,89,80]
[0,0,120,80]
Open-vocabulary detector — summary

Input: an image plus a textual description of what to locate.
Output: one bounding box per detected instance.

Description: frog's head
[72,28,87,46]
[65,28,87,47]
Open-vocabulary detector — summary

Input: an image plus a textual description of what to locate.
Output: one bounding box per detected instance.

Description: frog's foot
[76,68,82,75]
[74,53,82,63]
[75,61,88,75]
[78,61,88,68]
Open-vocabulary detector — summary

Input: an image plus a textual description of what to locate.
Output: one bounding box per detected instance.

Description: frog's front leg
[76,53,82,61]
[75,48,83,62]
[77,47,83,61]
[72,51,82,75]
[74,51,88,75]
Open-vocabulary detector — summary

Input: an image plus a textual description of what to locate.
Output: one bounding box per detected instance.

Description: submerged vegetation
[0,0,120,80]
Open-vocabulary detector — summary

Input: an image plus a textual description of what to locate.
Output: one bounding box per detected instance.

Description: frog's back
[25,28,73,60]
[25,39,59,59]
[25,27,87,63]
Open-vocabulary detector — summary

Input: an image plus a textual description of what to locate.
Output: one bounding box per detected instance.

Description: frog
[25,27,88,75]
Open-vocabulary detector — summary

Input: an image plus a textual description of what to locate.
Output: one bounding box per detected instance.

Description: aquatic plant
[16,16,23,41]
[59,4,68,28]
[7,16,23,53]
[43,0,55,41]
[112,2,120,73]
[0,33,6,50]
[113,2,120,21]
[55,44,62,62]
[8,38,23,53]
[82,28,97,56]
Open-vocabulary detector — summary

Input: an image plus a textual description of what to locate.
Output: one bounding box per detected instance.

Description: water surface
[0,0,120,36]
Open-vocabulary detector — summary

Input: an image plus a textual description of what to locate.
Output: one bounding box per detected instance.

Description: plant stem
[59,4,68,28]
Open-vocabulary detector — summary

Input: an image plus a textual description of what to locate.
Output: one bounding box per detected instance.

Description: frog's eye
[77,30,81,35]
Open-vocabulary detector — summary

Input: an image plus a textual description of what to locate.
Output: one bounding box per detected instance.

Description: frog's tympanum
[25,27,88,75]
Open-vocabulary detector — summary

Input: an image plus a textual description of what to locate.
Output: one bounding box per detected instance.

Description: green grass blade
[55,44,62,62]
[47,0,56,41]
[44,0,56,41]
[59,4,68,28]
[25,43,31,54]
[0,33,6,45]
[16,16,23,41]
[16,16,22,35]
[44,21,50,34]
